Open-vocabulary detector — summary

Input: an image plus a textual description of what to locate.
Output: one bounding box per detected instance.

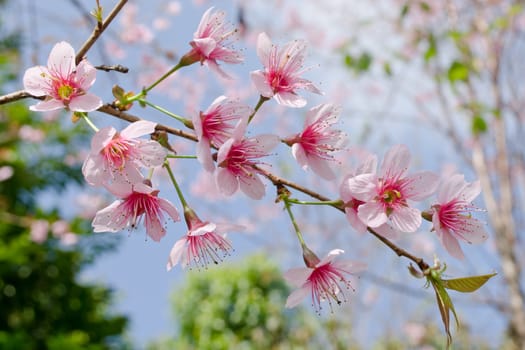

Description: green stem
[127,62,184,102]
[286,198,344,207]
[247,95,270,124]
[140,99,190,126]
[166,154,198,159]
[283,198,307,248]
[81,113,99,132]
[163,161,189,210]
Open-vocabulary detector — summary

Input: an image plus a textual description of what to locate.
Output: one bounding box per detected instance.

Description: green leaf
[344,54,354,68]
[419,1,431,12]
[400,3,410,19]
[383,62,392,76]
[442,272,497,293]
[430,278,459,349]
[424,35,437,62]
[448,61,469,83]
[356,52,372,72]
[471,115,487,135]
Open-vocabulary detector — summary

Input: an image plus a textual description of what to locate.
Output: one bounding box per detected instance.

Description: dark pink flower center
[308,262,353,313]
[201,110,238,147]
[437,200,466,231]
[103,135,135,169]
[122,190,161,228]
[268,70,291,92]
[185,227,232,269]
[220,139,267,176]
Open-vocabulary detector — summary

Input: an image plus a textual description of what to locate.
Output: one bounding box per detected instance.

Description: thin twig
[75,0,128,64]
[0,90,42,105]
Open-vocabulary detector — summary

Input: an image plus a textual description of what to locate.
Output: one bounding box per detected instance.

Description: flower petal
[76,59,97,90]
[283,267,312,287]
[389,205,421,233]
[68,93,102,112]
[48,41,76,78]
[274,91,306,108]
[92,200,123,232]
[403,171,439,201]
[30,99,65,112]
[250,70,273,98]
[285,284,311,308]
[121,120,157,139]
[23,66,51,96]
[380,144,410,180]
[357,202,388,228]
[239,173,265,200]
[215,167,239,196]
[167,238,186,271]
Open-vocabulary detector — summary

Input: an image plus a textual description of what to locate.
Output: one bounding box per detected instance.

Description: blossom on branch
[284,249,366,313]
[166,210,243,270]
[215,120,279,199]
[193,96,252,172]
[82,120,167,186]
[92,180,180,242]
[285,103,346,180]
[347,144,439,233]
[250,32,322,108]
[430,174,488,259]
[23,41,102,112]
[182,7,243,78]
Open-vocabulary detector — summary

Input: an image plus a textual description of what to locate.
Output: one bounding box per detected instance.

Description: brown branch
[94,64,129,73]
[75,0,128,64]
[0,90,43,105]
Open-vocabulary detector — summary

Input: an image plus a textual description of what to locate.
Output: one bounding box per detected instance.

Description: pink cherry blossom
[92,180,180,242]
[250,32,322,108]
[23,41,102,112]
[215,120,280,199]
[431,174,488,259]
[193,95,252,171]
[82,120,167,186]
[166,212,243,270]
[182,7,243,78]
[347,144,439,233]
[284,249,366,313]
[285,104,346,179]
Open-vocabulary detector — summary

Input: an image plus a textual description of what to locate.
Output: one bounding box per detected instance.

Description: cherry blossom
[215,120,280,199]
[82,120,167,186]
[285,103,346,179]
[347,144,439,233]
[339,154,400,240]
[92,180,180,242]
[431,174,488,259]
[23,41,102,112]
[284,249,366,313]
[166,210,243,270]
[250,32,322,108]
[193,95,252,171]
[182,7,243,78]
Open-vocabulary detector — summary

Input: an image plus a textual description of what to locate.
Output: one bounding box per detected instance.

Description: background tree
[0,2,129,348]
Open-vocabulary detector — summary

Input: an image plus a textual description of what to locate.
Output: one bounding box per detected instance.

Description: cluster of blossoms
[21,6,488,314]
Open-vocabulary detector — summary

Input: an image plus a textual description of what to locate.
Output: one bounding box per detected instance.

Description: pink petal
[167,238,186,271]
[191,222,217,236]
[136,140,167,167]
[82,154,105,186]
[68,93,102,112]
[145,212,165,242]
[196,137,215,172]
[274,91,306,108]
[283,267,312,287]
[252,134,280,153]
[92,200,123,232]
[358,202,388,228]
[403,171,439,201]
[317,249,345,266]
[76,59,97,90]
[380,144,410,180]
[332,260,367,274]
[192,37,217,57]
[23,66,50,96]
[374,223,401,240]
[389,205,421,233]
[438,174,466,203]
[217,138,234,165]
[455,217,488,244]
[30,99,65,112]
[205,60,232,80]
[459,180,481,203]
[121,120,157,139]
[48,41,76,78]
[344,208,368,234]
[347,173,378,201]
[91,126,116,153]
[292,143,308,170]
[250,70,273,98]
[440,228,465,259]
[356,154,378,175]
[256,32,272,66]
[106,181,134,198]
[158,198,181,222]
[215,167,239,196]
[239,173,265,200]
[307,155,336,180]
[285,285,311,308]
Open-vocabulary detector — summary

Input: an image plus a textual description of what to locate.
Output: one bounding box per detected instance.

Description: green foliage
[447,61,469,84]
[344,51,373,74]
[0,7,129,349]
[148,255,323,350]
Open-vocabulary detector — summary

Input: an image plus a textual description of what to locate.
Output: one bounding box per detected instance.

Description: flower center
[58,84,75,100]
[103,136,133,169]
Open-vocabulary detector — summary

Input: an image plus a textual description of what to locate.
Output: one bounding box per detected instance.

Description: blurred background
[0,0,524,349]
